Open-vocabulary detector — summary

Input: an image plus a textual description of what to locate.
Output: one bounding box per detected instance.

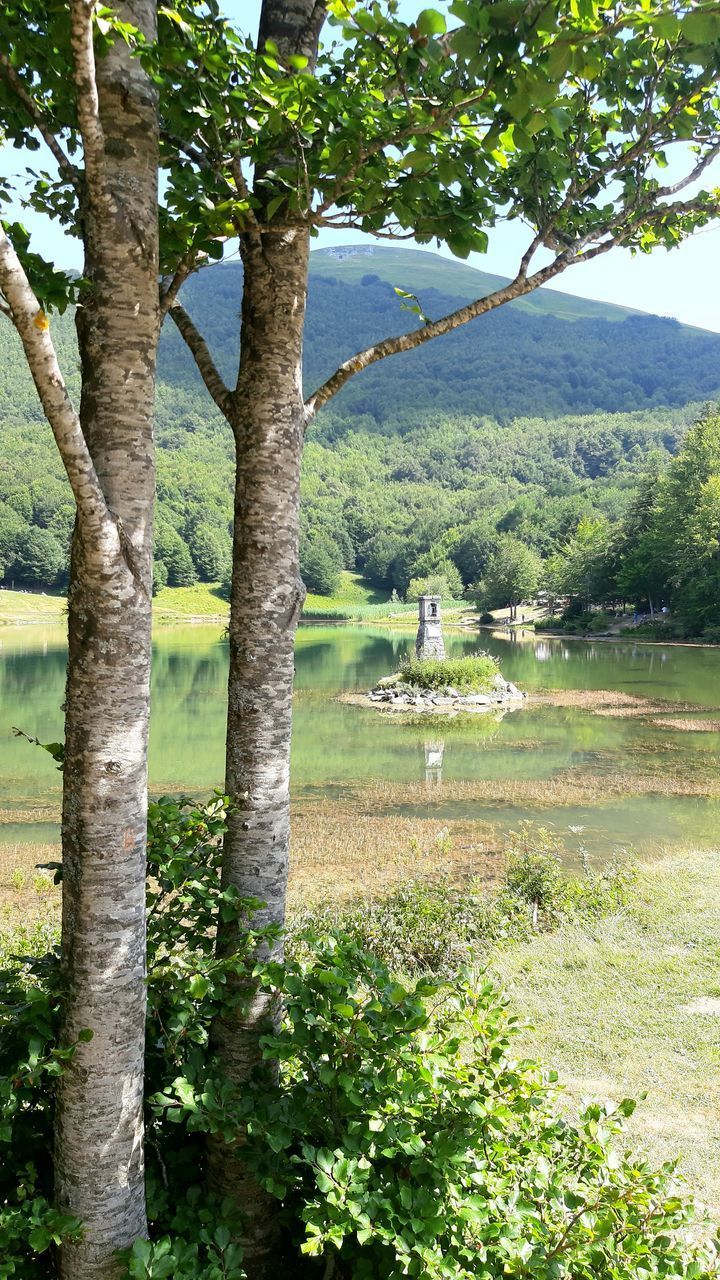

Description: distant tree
[13,526,65,586]
[301,538,342,596]
[452,520,500,587]
[477,538,541,620]
[152,559,169,597]
[555,516,617,609]
[190,524,228,582]
[156,526,198,587]
[407,562,463,603]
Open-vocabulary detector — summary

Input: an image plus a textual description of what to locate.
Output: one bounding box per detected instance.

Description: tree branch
[70,0,108,208]
[304,248,579,419]
[167,300,232,418]
[0,225,109,530]
[0,52,82,195]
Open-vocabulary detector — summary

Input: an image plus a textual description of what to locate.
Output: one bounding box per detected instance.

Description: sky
[1,0,718,331]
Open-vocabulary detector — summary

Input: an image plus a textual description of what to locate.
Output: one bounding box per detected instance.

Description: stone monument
[415,594,445,660]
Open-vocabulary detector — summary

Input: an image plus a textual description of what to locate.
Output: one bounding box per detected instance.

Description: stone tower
[415,595,445,660]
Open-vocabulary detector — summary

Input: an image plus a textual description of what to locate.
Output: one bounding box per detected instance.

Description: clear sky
[2,0,718,331]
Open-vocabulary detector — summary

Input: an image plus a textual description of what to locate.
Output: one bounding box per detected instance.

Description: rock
[505,682,523,698]
[463,694,492,705]
[376,673,402,688]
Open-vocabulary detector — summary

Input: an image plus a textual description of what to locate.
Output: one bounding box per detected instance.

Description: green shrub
[400,651,498,692]
[244,940,715,1280]
[294,826,637,977]
[0,802,710,1280]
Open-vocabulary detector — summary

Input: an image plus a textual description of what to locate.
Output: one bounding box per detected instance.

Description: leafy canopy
[2,0,720,303]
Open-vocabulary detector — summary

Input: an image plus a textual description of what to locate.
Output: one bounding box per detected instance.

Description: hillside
[0,245,717,600]
[309,245,643,322]
[158,248,720,431]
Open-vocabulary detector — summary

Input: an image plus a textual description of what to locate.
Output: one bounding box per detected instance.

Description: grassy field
[492,852,720,1212]
[0,588,65,623]
[0,574,429,625]
[152,581,228,620]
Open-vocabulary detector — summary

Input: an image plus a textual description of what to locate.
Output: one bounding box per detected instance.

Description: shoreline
[1,593,719,648]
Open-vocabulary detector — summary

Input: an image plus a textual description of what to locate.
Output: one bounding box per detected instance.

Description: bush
[399,651,498,692]
[239,940,714,1280]
[295,825,637,976]
[0,803,709,1280]
[406,564,462,603]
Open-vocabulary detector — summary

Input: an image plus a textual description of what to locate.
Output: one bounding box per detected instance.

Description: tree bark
[53,5,159,1277]
[207,227,309,1275]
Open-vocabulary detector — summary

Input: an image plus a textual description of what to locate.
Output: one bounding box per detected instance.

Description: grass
[0,588,65,623]
[152,581,228,619]
[0,574,453,626]
[399,651,498,692]
[492,852,720,1212]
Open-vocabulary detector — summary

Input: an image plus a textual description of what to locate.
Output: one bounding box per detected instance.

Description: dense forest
[0,249,718,624]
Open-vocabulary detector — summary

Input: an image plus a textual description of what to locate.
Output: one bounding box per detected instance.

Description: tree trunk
[54,6,159,1276]
[207,228,309,1274]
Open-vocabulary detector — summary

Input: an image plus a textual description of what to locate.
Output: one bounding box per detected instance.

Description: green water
[1,622,720,862]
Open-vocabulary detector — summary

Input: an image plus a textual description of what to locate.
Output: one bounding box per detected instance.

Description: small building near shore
[416,595,445,660]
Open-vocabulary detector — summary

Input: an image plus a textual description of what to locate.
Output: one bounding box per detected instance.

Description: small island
[354,595,527,715]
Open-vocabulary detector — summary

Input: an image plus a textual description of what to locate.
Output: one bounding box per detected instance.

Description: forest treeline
[1,256,719,629]
[4,393,720,641]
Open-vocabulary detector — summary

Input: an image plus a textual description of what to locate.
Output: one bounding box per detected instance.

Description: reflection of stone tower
[416,595,445,660]
[424,739,445,788]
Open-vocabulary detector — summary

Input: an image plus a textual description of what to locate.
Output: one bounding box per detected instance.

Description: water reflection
[0,623,719,860]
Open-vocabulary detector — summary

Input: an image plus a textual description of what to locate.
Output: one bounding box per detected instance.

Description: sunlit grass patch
[492,851,720,1211]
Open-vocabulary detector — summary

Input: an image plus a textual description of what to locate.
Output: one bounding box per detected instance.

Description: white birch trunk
[207,228,309,1276]
[51,5,159,1276]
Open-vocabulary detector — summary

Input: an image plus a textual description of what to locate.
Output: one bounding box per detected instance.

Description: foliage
[295,825,637,976]
[0,800,711,1279]
[475,536,541,615]
[300,535,342,596]
[406,563,462,603]
[399,652,498,692]
[0,947,83,1273]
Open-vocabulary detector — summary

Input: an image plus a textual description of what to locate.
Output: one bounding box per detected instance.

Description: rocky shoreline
[347,671,528,715]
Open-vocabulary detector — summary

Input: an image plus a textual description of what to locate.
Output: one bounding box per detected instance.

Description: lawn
[492,852,720,1212]
[0,574,413,625]
[0,588,65,623]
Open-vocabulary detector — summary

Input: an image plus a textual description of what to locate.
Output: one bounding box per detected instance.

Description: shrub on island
[399,651,498,693]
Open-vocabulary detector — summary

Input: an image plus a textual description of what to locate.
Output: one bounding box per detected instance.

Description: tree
[13,525,65,586]
[406,562,463,602]
[152,0,720,1263]
[554,515,616,609]
[635,411,720,629]
[156,523,198,586]
[452,519,500,587]
[300,535,342,595]
[0,5,159,1275]
[476,537,541,619]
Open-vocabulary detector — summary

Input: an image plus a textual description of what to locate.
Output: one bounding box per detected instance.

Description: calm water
[2,622,720,861]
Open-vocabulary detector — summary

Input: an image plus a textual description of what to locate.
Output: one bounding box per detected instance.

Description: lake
[1,622,719,898]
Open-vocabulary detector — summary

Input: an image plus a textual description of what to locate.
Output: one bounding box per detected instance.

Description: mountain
[157,247,720,433]
[0,244,718,597]
[309,245,643,323]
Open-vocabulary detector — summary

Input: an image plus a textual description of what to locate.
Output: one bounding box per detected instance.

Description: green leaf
[417,9,447,37]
